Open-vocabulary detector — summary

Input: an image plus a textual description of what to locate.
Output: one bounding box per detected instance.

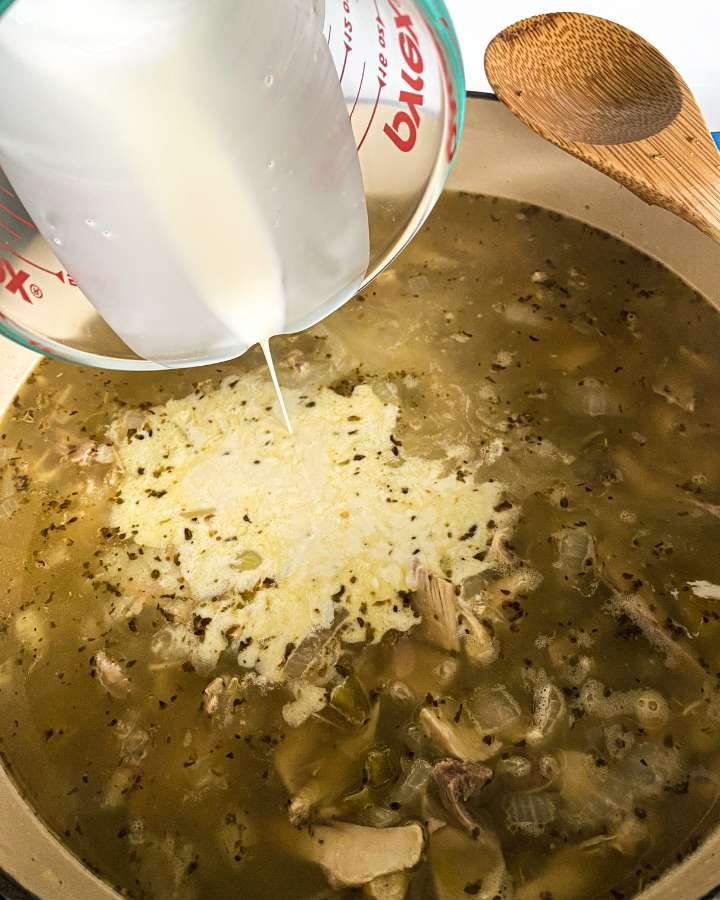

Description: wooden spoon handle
[581,101,720,243]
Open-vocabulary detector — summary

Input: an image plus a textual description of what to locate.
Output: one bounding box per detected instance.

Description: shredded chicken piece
[200,676,245,730]
[419,705,499,763]
[458,600,498,666]
[414,567,498,666]
[283,606,348,682]
[414,568,461,652]
[578,814,649,856]
[277,706,380,825]
[489,528,516,566]
[432,758,493,835]
[94,651,130,699]
[65,440,114,466]
[606,592,704,676]
[203,677,226,715]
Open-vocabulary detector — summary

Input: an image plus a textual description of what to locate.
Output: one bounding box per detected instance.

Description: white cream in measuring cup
[0,0,466,408]
[0,0,369,389]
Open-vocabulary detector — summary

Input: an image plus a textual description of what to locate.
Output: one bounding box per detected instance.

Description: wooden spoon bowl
[485,12,720,241]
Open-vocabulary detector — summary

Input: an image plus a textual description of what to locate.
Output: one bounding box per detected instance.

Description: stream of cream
[261,340,293,434]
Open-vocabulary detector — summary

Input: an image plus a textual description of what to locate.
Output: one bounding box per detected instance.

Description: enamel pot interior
[0,94,718,900]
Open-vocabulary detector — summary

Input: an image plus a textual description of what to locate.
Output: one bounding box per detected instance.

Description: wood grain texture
[484,12,720,242]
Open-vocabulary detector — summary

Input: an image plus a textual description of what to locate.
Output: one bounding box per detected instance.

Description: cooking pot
[0,94,718,900]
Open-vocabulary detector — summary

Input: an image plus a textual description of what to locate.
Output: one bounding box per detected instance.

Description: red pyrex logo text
[0,257,33,304]
[383,1,424,153]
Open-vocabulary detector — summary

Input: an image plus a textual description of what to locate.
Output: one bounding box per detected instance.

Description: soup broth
[1,194,720,899]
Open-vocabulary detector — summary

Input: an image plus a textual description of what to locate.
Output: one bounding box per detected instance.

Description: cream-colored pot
[0,95,718,900]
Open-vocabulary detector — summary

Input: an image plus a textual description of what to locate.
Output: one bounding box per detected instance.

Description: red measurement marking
[339,44,350,84]
[357,81,383,151]
[357,0,387,151]
[0,242,66,283]
[0,201,36,231]
[0,183,16,200]
[0,221,21,241]
[349,62,366,119]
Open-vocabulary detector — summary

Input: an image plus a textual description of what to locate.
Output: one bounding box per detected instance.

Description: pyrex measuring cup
[0,0,464,370]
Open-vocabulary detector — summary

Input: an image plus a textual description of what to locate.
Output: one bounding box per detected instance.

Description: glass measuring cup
[0,0,465,370]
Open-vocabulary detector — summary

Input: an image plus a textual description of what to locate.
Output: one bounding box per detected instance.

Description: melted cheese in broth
[105,376,506,684]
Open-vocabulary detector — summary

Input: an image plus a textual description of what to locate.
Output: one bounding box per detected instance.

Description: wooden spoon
[484,12,720,241]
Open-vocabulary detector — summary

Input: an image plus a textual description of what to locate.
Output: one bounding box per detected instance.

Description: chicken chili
[1,193,720,899]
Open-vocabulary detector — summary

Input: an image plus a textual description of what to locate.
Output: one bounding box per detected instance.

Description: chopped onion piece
[503,792,556,836]
[466,686,522,735]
